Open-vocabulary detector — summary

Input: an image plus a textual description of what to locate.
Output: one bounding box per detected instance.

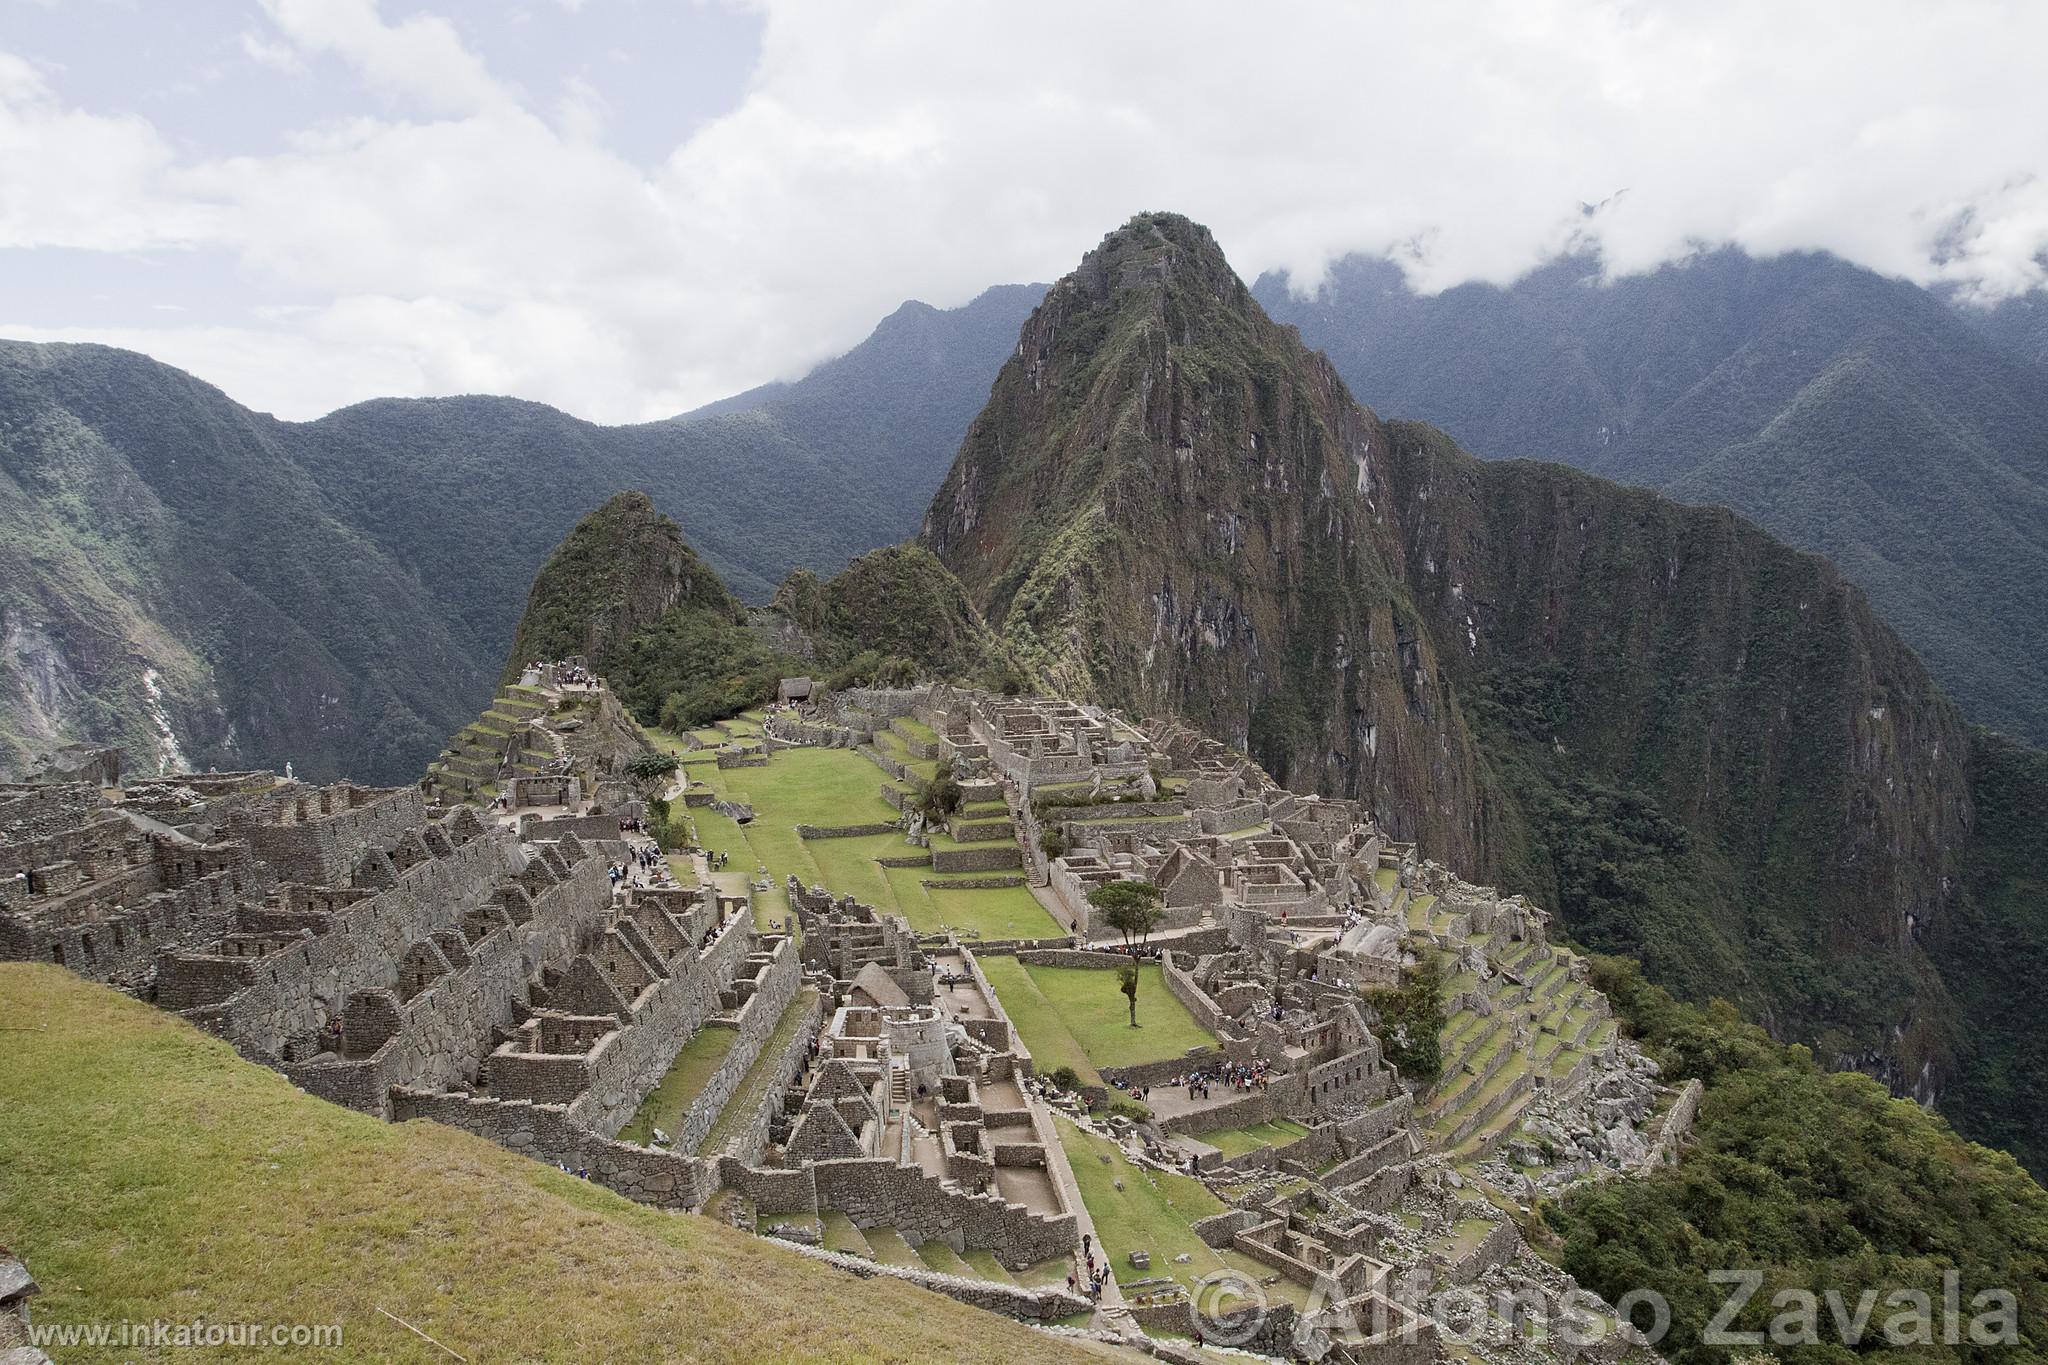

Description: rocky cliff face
[923,212,1979,1084]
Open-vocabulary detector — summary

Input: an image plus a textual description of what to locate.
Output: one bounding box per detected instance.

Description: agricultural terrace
[648,720,1063,943]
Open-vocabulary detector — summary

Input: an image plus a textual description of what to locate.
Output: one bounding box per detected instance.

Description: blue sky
[3,0,2044,422]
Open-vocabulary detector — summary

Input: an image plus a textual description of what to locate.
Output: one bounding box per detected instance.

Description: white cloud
[3,0,2047,422]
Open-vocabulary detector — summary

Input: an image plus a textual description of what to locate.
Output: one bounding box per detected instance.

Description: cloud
[256,0,510,117]
[2,0,2047,422]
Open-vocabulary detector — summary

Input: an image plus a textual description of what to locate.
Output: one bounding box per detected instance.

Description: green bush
[1365,956,1446,1087]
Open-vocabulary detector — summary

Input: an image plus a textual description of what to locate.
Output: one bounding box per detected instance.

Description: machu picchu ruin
[3,659,1695,1363]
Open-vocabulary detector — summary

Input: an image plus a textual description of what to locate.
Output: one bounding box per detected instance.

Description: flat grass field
[0,966,1116,1365]
[1056,1117,1308,1308]
[665,735,1061,942]
[1198,1118,1312,1157]
[976,959,1216,1079]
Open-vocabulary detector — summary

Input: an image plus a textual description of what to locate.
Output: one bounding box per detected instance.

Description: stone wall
[391,1087,706,1209]
[706,990,825,1164]
[180,826,530,1062]
[794,822,900,840]
[775,1242,1089,1324]
[931,842,1023,874]
[568,921,777,1138]
[281,859,608,1114]
[641,938,803,1155]
[810,1158,1076,1265]
[234,786,425,887]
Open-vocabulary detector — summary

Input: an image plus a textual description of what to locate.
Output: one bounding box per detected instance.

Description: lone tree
[1086,879,1164,1027]
[1087,879,1165,952]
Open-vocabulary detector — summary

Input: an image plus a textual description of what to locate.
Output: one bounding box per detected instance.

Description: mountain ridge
[1253,248,2048,745]
[921,211,2039,1167]
[0,283,1036,784]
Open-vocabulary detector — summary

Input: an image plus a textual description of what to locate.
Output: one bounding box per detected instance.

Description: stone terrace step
[861,1226,928,1270]
[915,1241,981,1279]
[819,1210,874,1259]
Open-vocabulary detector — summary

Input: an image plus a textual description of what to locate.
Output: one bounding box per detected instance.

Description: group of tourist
[1066,1233,1109,1301]
[606,843,672,892]
[1172,1059,1272,1101]
[528,659,594,688]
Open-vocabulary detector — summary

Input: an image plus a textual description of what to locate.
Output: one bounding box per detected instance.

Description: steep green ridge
[922,212,2041,1148]
[0,341,478,784]
[1930,731,2048,1177]
[767,544,1013,684]
[1547,958,2048,1363]
[0,287,1038,783]
[1253,251,2048,745]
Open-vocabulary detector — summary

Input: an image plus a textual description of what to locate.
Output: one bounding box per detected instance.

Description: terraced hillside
[0,964,1116,1364]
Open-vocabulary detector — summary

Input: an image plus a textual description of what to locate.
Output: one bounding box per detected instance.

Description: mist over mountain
[1253,250,2048,745]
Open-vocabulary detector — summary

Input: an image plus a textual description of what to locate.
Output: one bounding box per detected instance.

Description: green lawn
[665,740,1061,944]
[1021,963,1215,1069]
[1196,1118,1312,1158]
[717,747,899,828]
[617,1027,737,1146]
[1056,1118,1309,1308]
[976,960,1216,1078]
[0,967,1112,1365]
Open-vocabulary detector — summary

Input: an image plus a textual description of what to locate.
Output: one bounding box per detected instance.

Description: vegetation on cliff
[1255,249,2048,747]
[501,497,1014,735]
[1547,958,2048,1364]
[1931,731,2048,1178]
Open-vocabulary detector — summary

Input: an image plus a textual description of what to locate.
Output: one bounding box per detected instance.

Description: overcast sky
[4,0,2046,423]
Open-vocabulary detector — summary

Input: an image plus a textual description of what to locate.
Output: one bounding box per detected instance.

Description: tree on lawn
[1088,879,1164,952]
[1087,879,1164,1028]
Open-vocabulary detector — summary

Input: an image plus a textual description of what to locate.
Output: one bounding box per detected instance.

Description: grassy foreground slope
[0,965,1115,1364]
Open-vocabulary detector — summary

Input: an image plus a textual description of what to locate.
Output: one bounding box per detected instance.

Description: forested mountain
[1252,251,2048,745]
[504,491,1008,734]
[0,287,1037,785]
[924,212,2048,1173]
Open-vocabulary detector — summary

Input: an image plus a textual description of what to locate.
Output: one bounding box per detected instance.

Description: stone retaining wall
[794,822,900,839]
[392,1087,706,1209]
[662,943,802,1154]
[777,1241,1088,1324]
[811,1158,1076,1265]
[1014,948,1131,969]
[706,990,825,1164]
[931,842,1022,874]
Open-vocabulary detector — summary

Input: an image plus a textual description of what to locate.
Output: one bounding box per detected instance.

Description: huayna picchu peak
[925,211,2040,1175]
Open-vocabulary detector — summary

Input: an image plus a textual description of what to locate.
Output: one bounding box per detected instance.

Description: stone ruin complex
[3,671,1691,1364]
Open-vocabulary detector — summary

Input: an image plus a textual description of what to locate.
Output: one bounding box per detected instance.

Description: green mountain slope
[0,286,1038,784]
[923,212,2047,1169]
[1253,251,2048,745]
[504,493,1009,736]
[0,341,478,783]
